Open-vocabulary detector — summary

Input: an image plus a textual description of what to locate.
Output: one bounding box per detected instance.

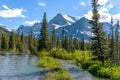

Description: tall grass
[46,69,71,80]
[51,48,73,60]
[37,56,60,70]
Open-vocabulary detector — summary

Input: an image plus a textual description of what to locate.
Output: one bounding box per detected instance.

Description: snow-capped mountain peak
[49,13,76,26]
[0,25,12,32]
[58,13,76,23]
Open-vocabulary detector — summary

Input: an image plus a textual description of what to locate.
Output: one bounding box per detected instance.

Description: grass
[46,69,71,80]
[51,48,73,60]
[37,49,72,80]
[73,50,93,66]
[37,56,60,70]
[38,50,51,57]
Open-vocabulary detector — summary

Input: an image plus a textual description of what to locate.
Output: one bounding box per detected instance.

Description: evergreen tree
[63,36,69,51]
[1,32,8,50]
[109,17,115,62]
[38,12,50,51]
[69,36,73,53]
[28,29,34,53]
[80,36,86,51]
[20,32,25,52]
[56,38,61,48]
[62,26,65,48]
[115,20,119,63]
[91,0,108,65]
[9,31,16,50]
[73,37,79,50]
[52,25,56,48]
[15,29,21,52]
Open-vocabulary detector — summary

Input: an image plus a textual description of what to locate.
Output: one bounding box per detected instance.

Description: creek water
[0,53,104,80]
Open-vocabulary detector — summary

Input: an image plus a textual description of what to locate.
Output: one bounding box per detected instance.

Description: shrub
[46,69,71,80]
[38,50,51,57]
[37,57,60,70]
[73,50,93,64]
[97,67,111,78]
[51,48,73,60]
[88,64,101,76]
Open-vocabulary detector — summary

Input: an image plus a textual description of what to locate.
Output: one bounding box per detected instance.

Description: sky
[0,0,120,30]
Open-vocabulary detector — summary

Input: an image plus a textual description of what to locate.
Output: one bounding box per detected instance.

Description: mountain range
[0,13,113,41]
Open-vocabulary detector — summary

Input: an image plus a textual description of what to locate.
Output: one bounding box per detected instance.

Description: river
[0,53,104,80]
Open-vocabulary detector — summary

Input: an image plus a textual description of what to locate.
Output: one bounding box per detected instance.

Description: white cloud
[80,2,86,6]
[0,5,27,18]
[107,4,113,9]
[38,2,46,6]
[25,20,40,26]
[98,0,108,5]
[2,5,9,9]
[84,3,115,23]
[84,10,92,20]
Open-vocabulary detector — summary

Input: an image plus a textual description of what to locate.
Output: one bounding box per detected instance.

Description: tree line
[0,29,37,54]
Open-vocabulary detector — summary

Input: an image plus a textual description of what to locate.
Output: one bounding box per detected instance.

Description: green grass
[38,50,51,57]
[51,48,73,60]
[46,69,71,80]
[37,56,60,70]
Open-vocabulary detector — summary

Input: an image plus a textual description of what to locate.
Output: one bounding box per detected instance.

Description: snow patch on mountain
[0,25,12,32]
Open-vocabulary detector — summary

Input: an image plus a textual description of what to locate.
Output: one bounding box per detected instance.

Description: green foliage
[38,50,51,57]
[1,31,9,50]
[88,64,101,76]
[74,50,92,64]
[37,56,60,70]
[38,12,50,51]
[81,60,120,80]
[91,0,109,65]
[9,31,16,50]
[46,69,71,80]
[73,38,79,50]
[51,48,73,60]
[51,26,56,48]
[80,36,86,51]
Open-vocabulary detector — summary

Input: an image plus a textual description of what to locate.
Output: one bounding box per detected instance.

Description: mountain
[55,17,93,40]
[16,13,76,37]
[16,23,41,37]
[49,13,76,30]
[0,25,12,34]
[55,17,112,41]
[16,13,112,41]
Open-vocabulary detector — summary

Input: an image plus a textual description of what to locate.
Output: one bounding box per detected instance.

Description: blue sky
[0,0,120,30]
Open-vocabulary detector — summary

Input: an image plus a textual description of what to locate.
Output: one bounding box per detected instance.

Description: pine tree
[28,29,33,52]
[15,29,21,52]
[62,26,65,48]
[69,36,73,53]
[52,25,56,48]
[73,37,79,50]
[9,31,16,50]
[1,32,8,50]
[20,32,25,52]
[115,20,119,63]
[63,36,69,51]
[56,38,61,48]
[109,17,115,63]
[38,12,50,51]
[80,36,86,51]
[91,0,108,65]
